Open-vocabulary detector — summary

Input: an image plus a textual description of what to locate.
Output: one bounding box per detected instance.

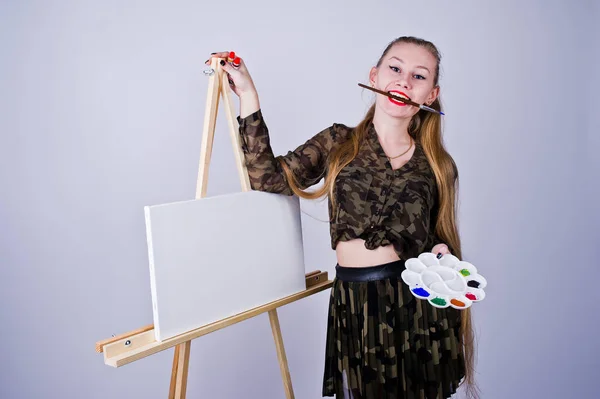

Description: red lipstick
[388,90,410,106]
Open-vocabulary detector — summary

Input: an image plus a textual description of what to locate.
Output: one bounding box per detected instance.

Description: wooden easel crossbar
[95,57,333,399]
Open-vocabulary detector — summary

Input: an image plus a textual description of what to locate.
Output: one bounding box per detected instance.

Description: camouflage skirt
[322,260,465,399]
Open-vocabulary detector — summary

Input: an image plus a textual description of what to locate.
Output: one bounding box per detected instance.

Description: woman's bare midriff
[335,239,401,267]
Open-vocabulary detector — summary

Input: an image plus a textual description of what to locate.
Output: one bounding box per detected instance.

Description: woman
[206,36,477,399]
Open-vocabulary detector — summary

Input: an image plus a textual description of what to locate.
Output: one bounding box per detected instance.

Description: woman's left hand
[432,243,451,257]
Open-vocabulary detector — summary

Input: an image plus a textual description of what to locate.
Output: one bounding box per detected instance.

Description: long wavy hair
[279,36,478,398]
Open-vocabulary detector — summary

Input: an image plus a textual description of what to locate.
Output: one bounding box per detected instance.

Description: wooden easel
[95,57,333,398]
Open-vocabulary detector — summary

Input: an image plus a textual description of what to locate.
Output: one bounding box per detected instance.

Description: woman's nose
[394,78,410,89]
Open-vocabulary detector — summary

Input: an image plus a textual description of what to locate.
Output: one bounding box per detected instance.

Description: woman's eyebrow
[389,56,430,73]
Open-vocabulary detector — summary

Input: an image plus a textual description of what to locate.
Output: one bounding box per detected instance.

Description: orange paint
[451,298,466,307]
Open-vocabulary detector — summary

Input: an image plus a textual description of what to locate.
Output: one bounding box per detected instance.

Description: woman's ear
[427,85,440,105]
[369,66,378,86]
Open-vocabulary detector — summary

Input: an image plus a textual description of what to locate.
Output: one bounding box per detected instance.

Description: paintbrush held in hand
[358,83,445,116]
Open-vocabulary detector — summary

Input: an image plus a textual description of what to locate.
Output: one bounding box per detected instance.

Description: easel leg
[268,309,295,399]
[168,345,180,399]
[168,341,191,399]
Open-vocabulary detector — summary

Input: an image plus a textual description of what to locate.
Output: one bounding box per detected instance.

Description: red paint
[233,56,241,67]
[388,90,410,106]
[228,51,236,62]
[465,293,477,301]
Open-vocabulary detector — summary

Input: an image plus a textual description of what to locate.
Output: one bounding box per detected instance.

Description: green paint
[460,269,471,277]
[431,297,447,306]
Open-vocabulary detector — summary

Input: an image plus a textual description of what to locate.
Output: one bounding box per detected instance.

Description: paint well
[451,299,466,307]
[412,287,430,297]
[431,297,447,306]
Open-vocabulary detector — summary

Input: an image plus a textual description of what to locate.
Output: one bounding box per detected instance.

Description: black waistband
[335,259,406,282]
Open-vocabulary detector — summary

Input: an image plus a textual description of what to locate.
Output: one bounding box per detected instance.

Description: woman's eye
[390,65,426,80]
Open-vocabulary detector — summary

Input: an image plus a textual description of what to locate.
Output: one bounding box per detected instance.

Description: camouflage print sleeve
[237,108,349,196]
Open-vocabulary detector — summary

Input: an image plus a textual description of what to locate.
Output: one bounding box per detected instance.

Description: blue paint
[412,287,430,297]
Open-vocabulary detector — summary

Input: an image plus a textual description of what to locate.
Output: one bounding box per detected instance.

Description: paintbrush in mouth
[358,83,445,115]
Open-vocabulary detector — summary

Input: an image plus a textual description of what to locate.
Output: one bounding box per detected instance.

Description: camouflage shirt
[237,109,444,260]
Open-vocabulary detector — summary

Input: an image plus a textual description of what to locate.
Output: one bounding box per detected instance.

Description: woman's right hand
[205,51,257,98]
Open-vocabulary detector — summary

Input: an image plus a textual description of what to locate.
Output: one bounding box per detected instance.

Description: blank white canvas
[144,191,307,341]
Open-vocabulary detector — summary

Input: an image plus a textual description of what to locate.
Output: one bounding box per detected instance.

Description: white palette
[144,191,307,341]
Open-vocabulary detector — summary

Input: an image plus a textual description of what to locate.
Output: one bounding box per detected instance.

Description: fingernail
[211,52,216,54]
[204,59,209,64]
[436,252,443,259]
[220,60,225,66]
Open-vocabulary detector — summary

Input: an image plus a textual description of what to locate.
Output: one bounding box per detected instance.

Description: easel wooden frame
[95,57,333,398]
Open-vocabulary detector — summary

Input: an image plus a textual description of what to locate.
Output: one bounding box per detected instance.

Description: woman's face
[369,42,440,119]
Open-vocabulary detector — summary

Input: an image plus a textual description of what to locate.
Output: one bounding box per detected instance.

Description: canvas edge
[143,205,162,341]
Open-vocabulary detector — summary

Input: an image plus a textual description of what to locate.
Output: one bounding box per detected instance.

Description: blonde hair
[279,36,479,398]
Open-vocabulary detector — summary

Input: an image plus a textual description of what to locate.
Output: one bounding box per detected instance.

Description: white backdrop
[1,1,598,398]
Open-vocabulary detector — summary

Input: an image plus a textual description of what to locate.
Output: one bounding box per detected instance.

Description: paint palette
[401,252,487,309]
